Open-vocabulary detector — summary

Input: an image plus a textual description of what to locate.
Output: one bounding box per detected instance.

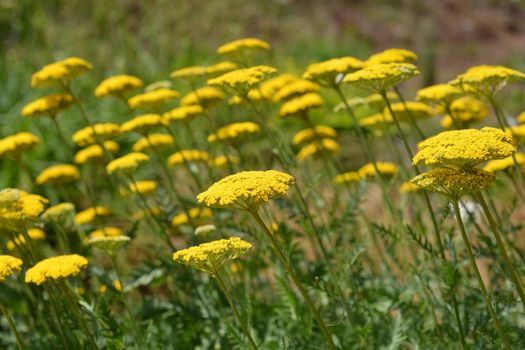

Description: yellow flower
[59,57,93,76]
[303,57,364,86]
[296,139,340,161]
[74,141,120,164]
[451,65,525,97]
[180,87,224,107]
[334,171,360,184]
[121,114,165,135]
[279,93,324,118]
[86,235,130,256]
[358,113,393,128]
[416,84,463,106]
[440,97,488,128]
[89,226,123,238]
[145,80,173,92]
[106,152,149,175]
[95,74,143,97]
[133,207,163,220]
[31,57,92,87]
[256,73,297,100]
[172,236,252,274]
[171,208,213,227]
[217,38,271,59]
[21,94,74,117]
[75,206,112,225]
[400,181,420,194]
[170,66,206,80]
[121,180,158,196]
[132,133,174,152]
[517,110,525,124]
[128,88,179,110]
[36,164,80,185]
[411,167,495,197]
[483,153,525,173]
[343,63,419,92]
[207,122,260,143]
[209,155,240,168]
[358,162,398,179]
[7,228,46,250]
[72,123,120,147]
[0,189,48,230]
[366,48,418,65]
[205,61,239,77]
[510,124,525,140]
[0,132,41,158]
[208,66,277,94]
[197,170,294,211]
[273,80,320,102]
[292,126,337,145]
[25,254,88,285]
[167,149,209,167]
[383,101,434,121]
[164,105,205,123]
[412,127,515,168]
[42,202,75,221]
[0,255,23,282]
[113,279,123,292]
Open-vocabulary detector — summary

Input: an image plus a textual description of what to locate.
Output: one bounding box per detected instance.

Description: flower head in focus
[25,254,88,285]
[344,63,419,92]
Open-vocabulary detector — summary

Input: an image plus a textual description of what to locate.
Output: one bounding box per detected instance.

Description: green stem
[0,304,24,350]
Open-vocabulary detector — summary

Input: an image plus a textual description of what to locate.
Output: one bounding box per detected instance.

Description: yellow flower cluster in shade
[297,139,340,161]
[411,167,495,197]
[279,93,324,118]
[132,134,174,152]
[180,87,224,107]
[334,171,361,184]
[197,170,295,211]
[205,61,238,77]
[106,152,149,175]
[292,126,337,145]
[75,206,112,225]
[0,255,23,282]
[344,63,419,92]
[0,189,48,230]
[209,155,240,168]
[74,141,120,164]
[172,236,252,274]
[167,149,209,167]
[383,101,434,121]
[86,235,130,256]
[440,97,489,129]
[42,202,75,221]
[399,181,420,194]
[121,180,158,196]
[25,254,88,285]
[217,38,271,57]
[72,123,120,147]
[484,153,525,173]
[303,56,364,86]
[21,94,74,117]
[7,228,46,250]
[133,207,163,220]
[516,110,525,124]
[229,74,299,105]
[273,80,320,102]
[207,122,260,143]
[416,84,463,106]
[358,162,398,179]
[0,132,41,158]
[366,48,418,65]
[31,57,92,88]
[412,127,515,168]
[170,66,206,80]
[128,88,180,110]
[35,164,80,185]
[208,66,277,94]
[121,114,166,135]
[95,74,144,97]
[451,65,525,96]
[171,208,213,227]
[89,226,124,238]
[164,105,205,123]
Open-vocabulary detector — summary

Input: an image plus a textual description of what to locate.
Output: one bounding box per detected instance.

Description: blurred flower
[366,48,418,65]
[208,66,277,95]
[296,139,340,161]
[0,189,48,230]
[170,66,206,81]
[89,227,123,238]
[171,208,213,227]
[120,180,158,196]
[36,164,80,185]
[180,87,224,107]
[25,254,88,285]
[292,126,337,145]
[483,153,525,173]
[167,149,209,167]
[416,84,462,106]
[209,155,240,168]
[121,114,166,135]
[383,101,434,122]
[132,133,174,152]
[95,74,143,97]
[440,97,488,129]
[273,80,320,102]
[400,181,420,194]
[0,132,41,159]
[72,123,120,147]
[75,206,112,225]
[0,255,23,282]
[334,171,360,184]
[7,228,46,250]
[303,56,364,86]
[74,141,120,164]
[21,94,74,117]
[31,57,92,88]
[207,122,260,143]
[106,152,149,175]
[164,105,204,123]
[358,162,398,179]
[205,61,238,77]
[279,93,324,118]
[450,65,525,97]
[42,202,75,221]
[86,235,130,257]
[128,88,179,110]
[217,38,271,61]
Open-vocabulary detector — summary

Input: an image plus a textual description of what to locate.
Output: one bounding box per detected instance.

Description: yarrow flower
[209,155,240,168]
[89,226,124,238]
[358,113,393,128]
[170,66,206,80]
[440,97,488,129]
[205,61,239,77]
[128,88,179,110]
[167,149,209,167]
[303,56,364,86]
[358,162,398,179]
[121,180,158,196]
[217,38,271,60]
[208,66,277,94]
[7,228,46,250]
[416,84,463,106]
[25,254,88,285]
[483,153,525,173]
[21,94,74,117]
[366,48,418,65]
[106,152,149,175]
[450,65,525,97]
[75,206,112,225]
[95,74,143,97]
[334,171,360,184]
[411,167,495,197]
[0,189,48,230]
[273,80,320,102]
[180,87,224,107]
[292,126,337,145]
[31,57,92,88]
[36,164,80,185]
[42,202,75,221]
[296,139,340,161]
[172,236,252,274]
[171,208,213,227]
[197,170,295,211]
[121,114,166,135]
[279,93,324,118]
[132,133,174,152]
[0,132,41,159]
[255,73,297,100]
[400,181,420,194]
[0,255,23,282]
[72,123,120,147]
[207,122,260,143]
[343,63,419,92]
[516,110,525,124]
[383,101,434,122]
[164,105,205,123]
[74,141,120,164]
[85,235,130,257]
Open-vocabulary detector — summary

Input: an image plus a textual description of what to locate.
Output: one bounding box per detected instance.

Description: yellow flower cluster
[21,93,74,117]
[86,235,130,256]
[255,74,297,100]
[168,149,209,167]
[303,56,364,86]
[383,101,434,121]
[42,202,75,221]
[358,113,393,128]
[358,162,398,179]
[72,123,120,147]
[197,170,294,211]
[209,155,240,168]
[133,207,163,220]
[128,88,179,110]
[451,65,525,96]
[132,133,174,152]
[180,87,224,107]
[441,97,488,128]
[122,180,158,196]
[36,164,80,185]
[25,254,88,285]
[75,206,112,225]
[172,236,252,273]
[411,167,495,197]
[170,66,206,80]
[366,48,418,65]
[297,139,340,161]
[334,171,361,184]
[207,122,260,143]
[171,208,213,227]
[0,255,23,282]
[31,57,92,88]
[74,141,120,164]
[516,110,525,124]
[95,74,143,97]
[208,66,277,94]
[0,189,48,230]
[106,152,149,175]
[217,38,271,57]
[273,80,320,102]
[416,84,462,106]
[89,226,123,238]
[7,228,46,250]
[484,153,525,173]
[205,61,238,77]
[164,105,205,123]
[292,126,337,145]
[121,114,166,135]
[399,181,420,194]
[0,132,41,158]
[344,63,419,92]
[279,93,324,118]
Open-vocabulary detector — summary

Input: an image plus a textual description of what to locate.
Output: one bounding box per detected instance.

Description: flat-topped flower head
[383,101,434,122]
[208,66,277,95]
[217,38,271,61]
[167,149,209,167]
[128,88,179,110]
[72,123,120,147]
[132,133,174,152]
[358,162,398,179]
[450,65,525,97]
[366,48,418,65]
[21,94,74,117]
[164,105,205,123]
[0,132,41,159]
[205,61,239,78]
[59,57,93,76]
[121,114,165,135]
[75,206,112,225]
[207,122,260,143]
[86,235,130,256]
[7,228,46,250]
[172,236,252,274]
[106,152,149,175]
[31,57,92,88]
[292,126,337,145]
[74,141,120,164]
[121,180,158,196]
[411,167,495,198]
[209,155,240,168]
[0,256,23,282]
[171,208,213,227]
[0,189,48,230]
[180,87,224,107]
[95,74,143,97]
[42,202,75,221]
[197,170,295,211]
[273,80,320,102]
[303,56,364,86]
[413,127,515,168]
[334,171,360,185]
[25,254,88,285]
[484,153,525,173]
[344,63,419,92]
[170,66,206,81]
[279,93,324,118]
[416,84,463,106]
[358,113,393,128]
[296,139,340,161]
[441,97,489,128]
[36,164,80,185]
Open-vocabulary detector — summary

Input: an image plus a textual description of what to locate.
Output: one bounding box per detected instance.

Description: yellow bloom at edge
[31,57,92,88]
[0,132,41,158]
[217,38,271,58]
[0,189,48,230]
[484,153,525,173]
[21,94,74,117]
[36,164,80,185]
[343,63,419,92]
[0,255,23,282]
[25,254,88,285]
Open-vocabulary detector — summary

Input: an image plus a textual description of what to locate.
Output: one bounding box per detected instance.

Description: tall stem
[0,304,24,350]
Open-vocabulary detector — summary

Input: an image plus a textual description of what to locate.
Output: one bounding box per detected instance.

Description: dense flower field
[1,37,525,349]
